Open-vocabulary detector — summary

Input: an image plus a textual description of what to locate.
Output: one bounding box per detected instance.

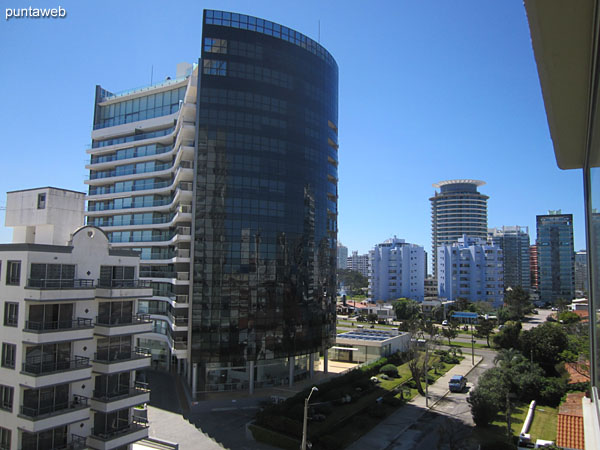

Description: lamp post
[301,386,318,450]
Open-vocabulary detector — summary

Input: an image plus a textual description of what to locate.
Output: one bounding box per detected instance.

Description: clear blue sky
[0,0,584,261]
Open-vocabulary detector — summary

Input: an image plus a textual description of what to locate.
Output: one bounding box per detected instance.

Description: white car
[442,320,448,326]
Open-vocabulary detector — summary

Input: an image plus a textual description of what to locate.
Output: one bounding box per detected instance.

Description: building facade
[529,244,539,292]
[368,237,425,302]
[536,211,575,304]
[575,250,589,293]
[488,226,531,292]
[337,243,348,269]
[437,235,504,306]
[430,179,488,280]
[86,11,338,395]
[347,251,369,277]
[0,188,151,450]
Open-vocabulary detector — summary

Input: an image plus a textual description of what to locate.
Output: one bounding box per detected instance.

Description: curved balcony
[91,382,150,413]
[92,347,151,374]
[94,314,152,336]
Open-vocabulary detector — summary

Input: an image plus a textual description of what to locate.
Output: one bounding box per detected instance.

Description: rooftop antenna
[150,65,154,85]
[318,20,320,43]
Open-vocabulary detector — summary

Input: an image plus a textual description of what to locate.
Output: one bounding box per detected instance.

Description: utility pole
[471,323,475,365]
[301,387,318,450]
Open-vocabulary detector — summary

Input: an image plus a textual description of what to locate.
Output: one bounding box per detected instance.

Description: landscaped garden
[250,349,463,450]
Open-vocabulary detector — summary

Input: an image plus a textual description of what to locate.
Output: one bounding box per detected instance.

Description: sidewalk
[347,355,483,450]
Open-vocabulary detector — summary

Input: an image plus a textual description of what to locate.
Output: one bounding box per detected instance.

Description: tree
[504,286,532,320]
[467,367,507,426]
[393,298,421,321]
[337,269,368,297]
[441,320,459,345]
[557,311,580,324]
[492,320,522,350]
[519,322,569,372]
[367,313,378,324]
[475,318,495,347]
[555,297,570,312]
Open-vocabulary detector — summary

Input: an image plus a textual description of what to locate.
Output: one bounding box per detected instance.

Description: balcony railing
[26,278,95,289]
[89,145,173,165]
[88,197,173,211]
[90,162,172,179]
[24,318,93,332]
[175,295,188,304]
[96,279,151,289]
[92,382,149,402]
[91,417,149,441]
[94,347,151,363]
[20,395,89,419]
[139,270,177,278]
[95,314,151,326]
[70,434,87,450]
[173,341,188,350]
[22,356,90,376]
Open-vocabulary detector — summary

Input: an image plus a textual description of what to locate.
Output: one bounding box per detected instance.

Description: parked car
[448,375,467,392]
[441,320,448,326]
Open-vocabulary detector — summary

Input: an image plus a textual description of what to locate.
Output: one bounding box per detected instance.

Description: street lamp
[301,386,318,450]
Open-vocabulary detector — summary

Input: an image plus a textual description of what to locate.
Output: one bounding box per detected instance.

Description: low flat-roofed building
[329,329,411,364]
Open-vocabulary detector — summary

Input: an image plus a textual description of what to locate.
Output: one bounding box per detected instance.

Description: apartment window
[6,261,20,286]
[0,427,10,450]
[37,193,46,209]
[1,343,16,369]
[3,303,18,327]
[0,385,13,412]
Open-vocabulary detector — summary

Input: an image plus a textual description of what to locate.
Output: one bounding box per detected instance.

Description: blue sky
[0,0,584,262]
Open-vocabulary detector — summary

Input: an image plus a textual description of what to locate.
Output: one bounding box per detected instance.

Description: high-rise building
[529,244,539,292]
[86,10,338,395]
[347,251,369,277]
[437,235,504,306]
[0,188,151,450]
[488,226,531,291]
[536,211,575,304]
[337,243,348,269]
[430,179,488,280]
[574,250,588,293]
[368,237,425,302]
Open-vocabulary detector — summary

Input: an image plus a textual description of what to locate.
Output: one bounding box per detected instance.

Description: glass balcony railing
[95,314,151,326]
[89,145,173,165]
[96,279,151,289]
[24,318,93,332]
[26,278,95,289]
[87,197,173,212]
[89,180,172,196]
[20,395,89,419]
[91,127,175,148]
[91,417,149,441]
[22,356,90,376]
[92,382,149,402]
[90,162,173,180]
[93,347,151,363]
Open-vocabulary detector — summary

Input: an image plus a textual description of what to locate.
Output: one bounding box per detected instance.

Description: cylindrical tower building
[191,10,338,393]
[430,179,488,280]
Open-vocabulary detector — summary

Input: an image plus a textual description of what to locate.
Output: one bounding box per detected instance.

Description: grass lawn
[529,406,558,442]
[448,340,490,349]
[476,402,557,447]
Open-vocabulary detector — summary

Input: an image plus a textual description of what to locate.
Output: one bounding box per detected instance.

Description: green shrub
[540,377,567,406]
[379,364,399,377]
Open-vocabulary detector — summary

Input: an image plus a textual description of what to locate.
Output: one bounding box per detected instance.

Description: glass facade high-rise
[536,211,575,304]
[488,226,531,292]
[192,10,338,393]
[430,179,488,280]
[86,10,338,395]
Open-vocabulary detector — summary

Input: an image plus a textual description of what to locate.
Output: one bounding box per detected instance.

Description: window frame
[1,343,16,369]
[3,303,18,327]
[6,261,21,286]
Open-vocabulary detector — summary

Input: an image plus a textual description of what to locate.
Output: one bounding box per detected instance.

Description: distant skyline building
[536,210,575,304]
[430,179,488,280]
[488,226,531,292]
[437,234,504,306]
[574,250,588,293]
[337,242,348,269]
[347,251,369,278]
[529,244,539,292]
[368,237,425,302]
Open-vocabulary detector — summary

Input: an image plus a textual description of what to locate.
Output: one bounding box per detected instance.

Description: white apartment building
[85,63,197,374]
[337,243,348,269]
[437,234,504,306]
[0,187,152,450]
[347,251,369,277]
[368,237,425,302]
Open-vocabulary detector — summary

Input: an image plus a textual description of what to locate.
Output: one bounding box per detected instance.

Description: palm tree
[493,348,525,370]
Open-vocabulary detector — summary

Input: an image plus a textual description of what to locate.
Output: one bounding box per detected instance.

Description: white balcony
[21,356,92,389]
[24,279,96,302]
[22,318,94,344]
[17,395,90,433]
[94,314,153,336]
[92,348,151,374]
[90,384,150,413]
[87,418,149,450]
